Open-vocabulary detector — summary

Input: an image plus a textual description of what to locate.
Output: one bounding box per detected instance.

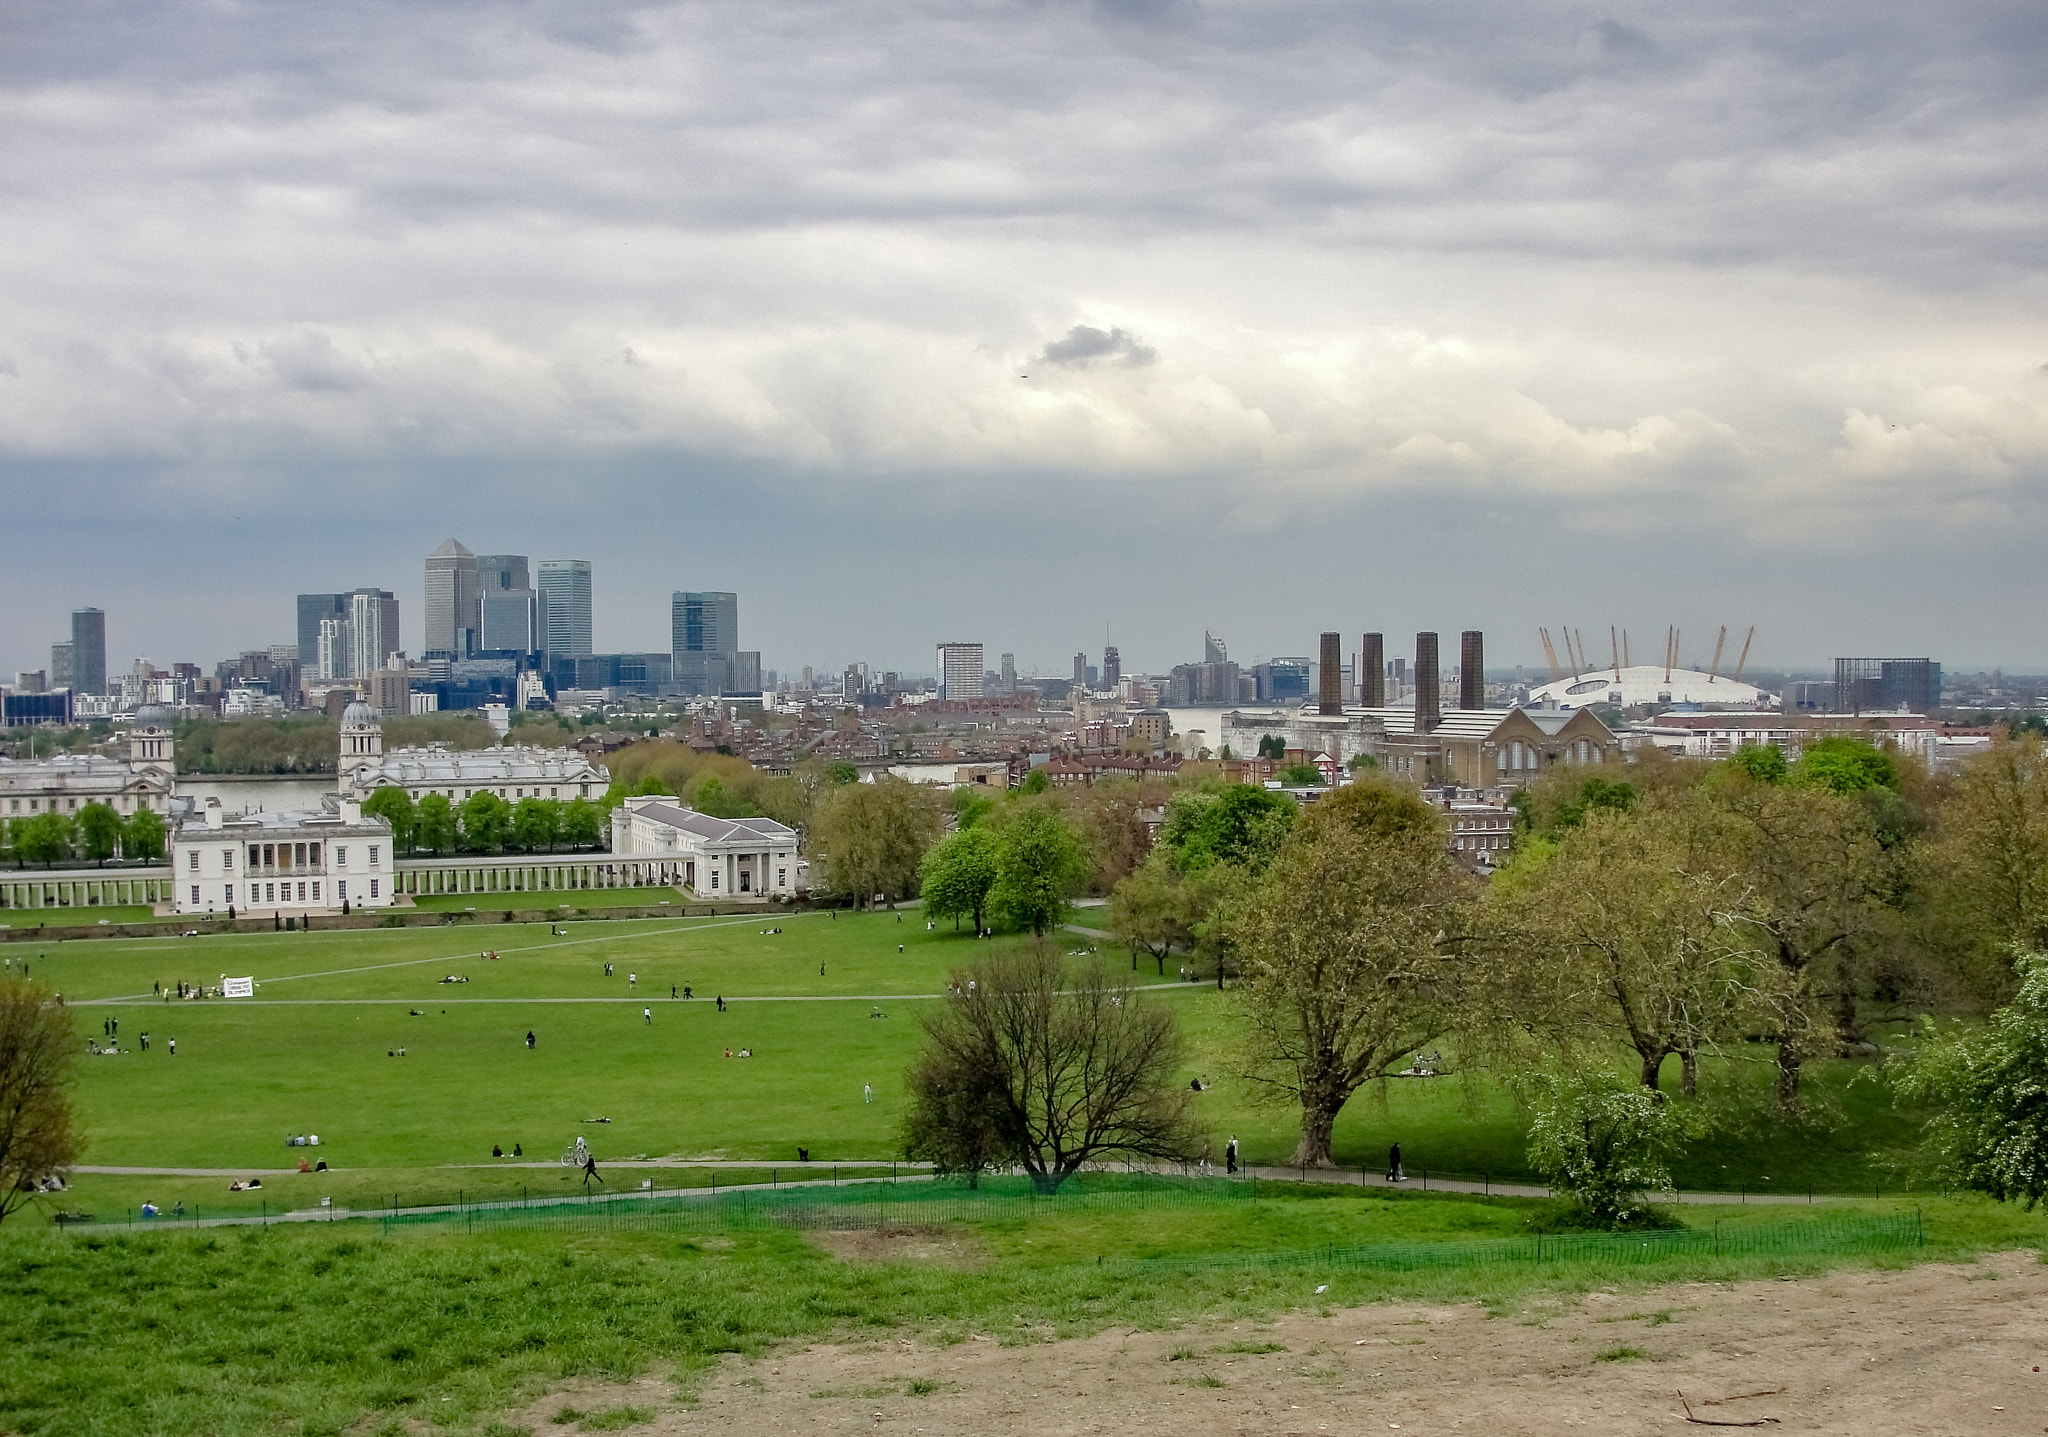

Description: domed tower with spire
[338,700,384,790]
[128,705,175,780]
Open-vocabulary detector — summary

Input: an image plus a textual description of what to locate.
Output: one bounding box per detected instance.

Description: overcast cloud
[1,0,2044,676]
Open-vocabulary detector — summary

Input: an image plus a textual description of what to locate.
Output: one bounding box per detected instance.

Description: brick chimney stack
[1415,632,1441,733]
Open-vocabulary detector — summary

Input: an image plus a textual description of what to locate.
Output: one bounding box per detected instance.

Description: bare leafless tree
[903,942,1196,1191]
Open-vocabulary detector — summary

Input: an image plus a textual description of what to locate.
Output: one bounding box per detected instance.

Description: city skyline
[4,3,2045,674]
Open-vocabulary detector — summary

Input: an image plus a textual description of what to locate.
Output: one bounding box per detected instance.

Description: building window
[189,851,200,871]
[709,873,719,889]
[265,883,275,903]
[308,843,320,866]
[191,885,200,904]
[369,879,379,899]
[312,881,321,901]
[369,846,380,866]
[777,869,786,886]
[338,881,347,901]
[298,882,307,901]
[336,847,347,866]
[223,849,234,870]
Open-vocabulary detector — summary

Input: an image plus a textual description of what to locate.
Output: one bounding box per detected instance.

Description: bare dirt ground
[519,1247,2048,1436]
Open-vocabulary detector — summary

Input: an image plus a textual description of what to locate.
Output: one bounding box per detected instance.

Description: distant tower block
[1415,632,1441,733]
[1460,631,1484,710]
[1360,633,1386,707]
[1319,632,1343,715]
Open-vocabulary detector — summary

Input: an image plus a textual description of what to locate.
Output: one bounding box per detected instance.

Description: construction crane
[1708,626,1727,684]
[1539,628,1564,683]
[1733,626,1755,684]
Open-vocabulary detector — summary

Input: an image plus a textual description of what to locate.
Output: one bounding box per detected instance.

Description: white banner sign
[222,976,254,998]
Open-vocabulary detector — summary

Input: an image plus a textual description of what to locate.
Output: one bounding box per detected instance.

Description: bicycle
[559,1136,589,1168]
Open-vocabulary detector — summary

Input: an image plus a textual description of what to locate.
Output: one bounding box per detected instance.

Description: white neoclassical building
[337,704,609,804]
[0,705,177,820]
[171,795,397,916]
[609,794,800,897]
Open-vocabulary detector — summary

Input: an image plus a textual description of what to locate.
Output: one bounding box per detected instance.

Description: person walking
[525,1030,536,1049]
[140,1033,149,1052]
[583,1153,602,1189]
[863,1083,873,1104]
[643,1007,652,1024]
[168,1038,176,1056]
[629,972,636,987]
[1387,1142,1404,1183]
[716,994,725,1011]
[684,985,693,1000]
[1226,1136,1239,1175]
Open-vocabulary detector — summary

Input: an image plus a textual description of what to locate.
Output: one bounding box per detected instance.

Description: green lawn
[31,907,1944,1201]
[0,903,159,928]
[406,884,684,913]
[3,1182,2037,1437]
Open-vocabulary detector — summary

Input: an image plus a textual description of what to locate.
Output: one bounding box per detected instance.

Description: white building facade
[0,706,177,819]
[171,796,396,915]
[337,705,608,803]
[609,795,799,897]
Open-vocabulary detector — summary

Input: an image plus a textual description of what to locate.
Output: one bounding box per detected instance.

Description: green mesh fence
[373,1172,1923,1274]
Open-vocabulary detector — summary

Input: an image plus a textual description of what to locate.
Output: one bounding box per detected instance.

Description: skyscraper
[937,642,984,700]
[50,641,74,691]
[1102,646,1120,688]
[672,591,738,695]
[1072,652,1088,687]
[538,560,593,658]
[297,594,348,670]
[1000,653,1016,694]
[70,607,106,697]
[1204,631,1228,664]
[476,554,530,593]
[481,589,545,653]
[424,539,479,656]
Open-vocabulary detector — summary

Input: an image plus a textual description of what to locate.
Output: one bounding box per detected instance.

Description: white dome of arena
[1527,664,1773,710]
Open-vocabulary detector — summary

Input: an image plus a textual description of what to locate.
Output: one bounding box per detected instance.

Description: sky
[2,0,2044,681]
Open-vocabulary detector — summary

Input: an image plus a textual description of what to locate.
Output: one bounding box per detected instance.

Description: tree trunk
[1776,1044,1802,1110]
[1638,1048,1670,1091]
[1680,1049,1698,1097]
[1292,1099,1340,1168]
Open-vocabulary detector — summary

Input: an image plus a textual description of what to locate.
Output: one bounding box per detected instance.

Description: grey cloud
[1040,326,1159,368]
[1587,18,1655,58]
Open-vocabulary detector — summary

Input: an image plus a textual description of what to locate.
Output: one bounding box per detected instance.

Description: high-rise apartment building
[937,642,985,700]
[476,554,530,593]
[1204,631,1228,664]
[425,539,480,656]
[538,560,593,658]
[1072,652,1088,687]
[70,608,106,696]
[50,642,74,691]
[672,590,739,694]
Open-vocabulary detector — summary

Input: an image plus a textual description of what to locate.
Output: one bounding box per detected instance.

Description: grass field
[25,904,1942,1219]
[0,902,159,927]
[405,885,689,913]
[2,1179,2035,1437]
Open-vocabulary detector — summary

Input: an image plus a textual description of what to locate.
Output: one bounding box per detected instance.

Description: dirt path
[523,1250,2048,1435]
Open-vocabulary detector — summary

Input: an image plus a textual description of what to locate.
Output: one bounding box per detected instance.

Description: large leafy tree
[920,826,1001,932]
[1234,778,1473,1166]
[360,787,418,855]
[123,809,166,865]
[458,792,511,853]
[512,797,561,853]
[75,803,123,867]
[902,943,1195,1192]
[415,793,458,856]
[559,797,604,851]
[1519,1070,1703,1225]
[1793,736,1899,795]
[1920,738,2048,993]
[1158,785,1295,874]
[13,813,75,869]
[0,979,82,1223]
[1108,850,1203,976]
[989,802,1091,936]
[1894,952,2048,1208]
[1481,802,1767,1095]
[812,777,944,906]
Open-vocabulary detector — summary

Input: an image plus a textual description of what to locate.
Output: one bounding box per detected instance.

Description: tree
[512,797,561,853]
[812,777,945,906]
[1276,762,1324,787]
[1481,803,1767,1095]
[123,808,166,865]
[921,827,1001,932]
[901,943,1196,1192]
[1108,850,1202,975]
[1793,736,1898,795]
[76,803,123,867]
[1234,786,1473,1166]
[1919,738,2048,992]
[989,802,1091,936]
[0,979,82,1223]
[459,792,511,853]
[361,787,418,856]
[1895,952,2048,1207]
[1158,785,1296,875]
[952,788,997,831]
[1725,744,1788,784]
[13,813,75,869]
[559,797,603,851]
[1256,734,1286,760]
[1519,1070,1702,1226]
[415,793,458,855]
